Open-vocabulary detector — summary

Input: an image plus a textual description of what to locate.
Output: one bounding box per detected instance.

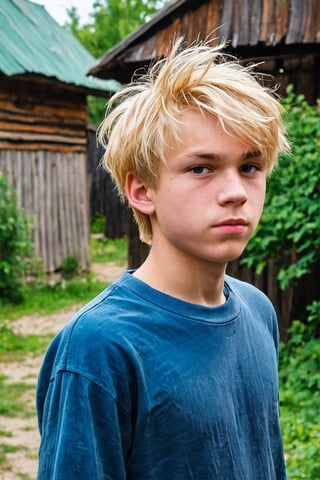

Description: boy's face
[146,110,267,266]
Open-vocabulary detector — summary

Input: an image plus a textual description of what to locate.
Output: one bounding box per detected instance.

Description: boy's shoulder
[41,274,136,393]
[225,274,275,312]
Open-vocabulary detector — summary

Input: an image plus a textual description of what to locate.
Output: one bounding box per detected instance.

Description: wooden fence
[0,149,89,272]
[87,126,129,238]
[227,258,319,340]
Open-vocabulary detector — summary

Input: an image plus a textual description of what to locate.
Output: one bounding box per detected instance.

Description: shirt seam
[53,368,130,416]
[120,282,240,325]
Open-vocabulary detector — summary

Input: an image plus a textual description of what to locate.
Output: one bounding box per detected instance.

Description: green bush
[241,87,320,290]
[61,254,80,280]
[279,301,320,479]
[0,175,34,303]
[90,212,106,234]
[238,89,320,475]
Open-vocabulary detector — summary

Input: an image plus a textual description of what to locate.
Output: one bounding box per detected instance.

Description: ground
[0,262,124,480]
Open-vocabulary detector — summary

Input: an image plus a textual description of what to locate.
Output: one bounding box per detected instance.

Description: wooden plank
[68,154,77,258]
[0,120,86,138]
[274,0,289,44]
[239,0,252,45]
[249,0,263,45]
[220,0,234,41]
[260,0,276,44]
[56,152,68,262]
[232,0,246,46]
[205,0,222,41]
[77,153,90,269]
[38,152,47,271]
[32,151,41,256]
[0,105,87,126]
[191,3,208,40]
[15,151,23,206]
[302,0,316,43]
[286,0,304,43]
[0,142,86,152]
[0,131,87,144]
[46,154,54,272]
[64,155,73,257]
[126,36,157,62]
[0,97,87,124]
[51,154,60,268]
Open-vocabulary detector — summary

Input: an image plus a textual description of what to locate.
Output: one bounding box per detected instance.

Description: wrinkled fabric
[37,272,286,479]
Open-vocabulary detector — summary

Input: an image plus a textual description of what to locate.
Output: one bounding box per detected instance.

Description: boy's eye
[241,164,260,174]
[191,165,210,175]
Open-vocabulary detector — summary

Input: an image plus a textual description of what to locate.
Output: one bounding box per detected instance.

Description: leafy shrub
[242,87,320,290]
[61,255,80,280]
[279,301,320,478]
[238,89,320,476]
[90,212,106,234]
[0,175,34,303]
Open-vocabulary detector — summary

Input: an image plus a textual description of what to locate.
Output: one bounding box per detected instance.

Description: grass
[0,443,24,463]
[90,236,127,264]
[0,236,129,473]
[278,308,320,479]
[0,325,51,357]
[0,276,106,323]
[0,237,128,323]
[0,239,127,472]
[0,377,35,417]
[0,235,127,473]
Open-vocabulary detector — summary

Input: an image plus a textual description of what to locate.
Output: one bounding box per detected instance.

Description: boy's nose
[217,171,248,205]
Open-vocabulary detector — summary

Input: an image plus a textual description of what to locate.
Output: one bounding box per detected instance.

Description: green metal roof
[0,0,120,94]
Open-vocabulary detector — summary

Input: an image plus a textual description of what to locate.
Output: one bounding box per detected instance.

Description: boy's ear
[125,172,155,215]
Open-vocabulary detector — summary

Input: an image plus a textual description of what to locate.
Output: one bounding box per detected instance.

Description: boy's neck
[133,247,227,307]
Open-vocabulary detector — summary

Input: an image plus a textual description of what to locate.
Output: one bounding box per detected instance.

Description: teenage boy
[37,38,290,479]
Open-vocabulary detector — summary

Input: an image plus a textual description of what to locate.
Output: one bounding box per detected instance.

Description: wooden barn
[88,0,320,336]
[0,0,119,272]
[89,0,320,103]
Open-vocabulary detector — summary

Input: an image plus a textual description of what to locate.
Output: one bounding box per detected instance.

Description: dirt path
[0,262,125,479]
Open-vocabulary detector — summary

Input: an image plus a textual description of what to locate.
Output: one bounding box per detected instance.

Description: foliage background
[0,175,35,303]
[241,87,320,292]
[241,87,320,479]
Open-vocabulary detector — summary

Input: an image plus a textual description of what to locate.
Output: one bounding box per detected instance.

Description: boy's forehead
[166,109,254,149]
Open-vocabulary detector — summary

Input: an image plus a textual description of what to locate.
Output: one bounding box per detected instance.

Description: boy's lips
[214,218,248,234]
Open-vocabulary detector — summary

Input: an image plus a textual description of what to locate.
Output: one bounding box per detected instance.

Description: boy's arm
[37,370,131,479]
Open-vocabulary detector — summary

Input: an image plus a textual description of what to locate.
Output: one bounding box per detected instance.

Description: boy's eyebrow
[186,150,262,161]
[243,150,262,159]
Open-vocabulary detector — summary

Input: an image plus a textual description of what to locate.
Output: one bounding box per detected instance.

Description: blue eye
[191,166,209,175]
[241,164,259,174]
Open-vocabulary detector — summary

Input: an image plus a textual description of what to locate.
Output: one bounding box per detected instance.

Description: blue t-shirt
[37,272,286,479]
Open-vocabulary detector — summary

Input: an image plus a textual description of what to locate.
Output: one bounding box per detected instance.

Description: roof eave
[88,0,203,78]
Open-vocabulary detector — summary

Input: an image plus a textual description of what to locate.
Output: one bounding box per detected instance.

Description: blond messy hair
[98,37,290,244]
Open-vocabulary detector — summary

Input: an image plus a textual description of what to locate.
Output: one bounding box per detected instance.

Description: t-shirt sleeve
[37,370,131,479]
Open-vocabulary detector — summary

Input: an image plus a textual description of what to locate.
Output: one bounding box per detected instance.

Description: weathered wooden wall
[150,0,320,49]
[0,150,89,272]
[0,76,87,151]
[0,76,90,272]
[92,0,320,105]
[141,1,320,103]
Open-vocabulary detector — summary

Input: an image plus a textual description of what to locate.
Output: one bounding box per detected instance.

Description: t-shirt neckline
[117,270,241,325]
